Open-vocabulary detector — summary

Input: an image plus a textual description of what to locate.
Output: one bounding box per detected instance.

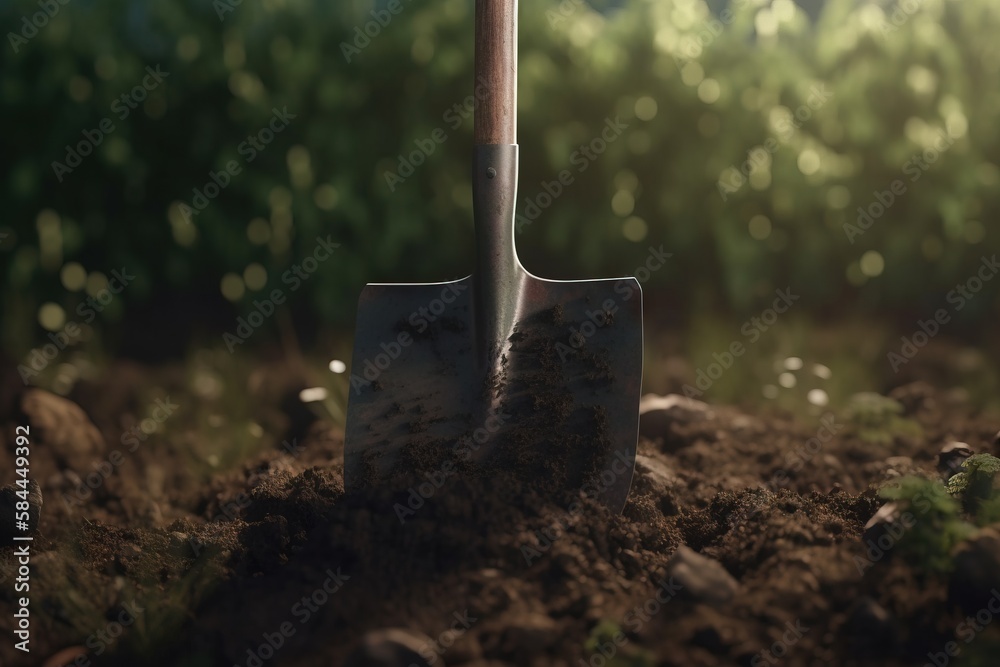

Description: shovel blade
[344,273,642,512]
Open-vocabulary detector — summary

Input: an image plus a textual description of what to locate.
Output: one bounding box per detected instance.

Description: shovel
[343,0,643,513]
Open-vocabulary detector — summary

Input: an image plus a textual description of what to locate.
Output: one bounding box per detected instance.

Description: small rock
[634,454,681,514]
[502,612,558,653]
[949,527,1000,615]
[345,628,437,667]
[635,454,675,488]
[861,502,904,554]
[666,546,740,606]
[638,393,712,440]
[0,480,42,539]
[938,442,974,478]
[20,389,105,471]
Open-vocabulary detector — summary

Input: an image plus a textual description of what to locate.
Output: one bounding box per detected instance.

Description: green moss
[879,459,1000,573]
[947,454,1000,517]
[879,476,976,573]
[583,620,654,667]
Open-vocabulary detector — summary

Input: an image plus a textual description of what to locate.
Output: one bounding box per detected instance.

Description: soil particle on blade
[360,448,384,488]
[440,316,468,334]
[477,307,624,506]
[371,302,632,512]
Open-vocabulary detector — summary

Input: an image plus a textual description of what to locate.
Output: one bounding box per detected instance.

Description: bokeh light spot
[860,250,885,277]
[614,170,639,193]
[243,263,268,291]
[635,96,658,121]
[748,215,772,240]
[299,387,328,403]
[38,303,66,332]
[178,35,201,61]
[221,273,245,302]
[812,364,832,379]
[797,149,821,175]
[808,389,829,406]
[680,61,704,87]
[60,262,87,292]
[611,190,635,216]
[755,9,779,37]
[846,262,868,287]
[314,185,339,211]
[697,79,721,104]
[411,36,434,64]
[622,216,648,242]
[247,219,271,245]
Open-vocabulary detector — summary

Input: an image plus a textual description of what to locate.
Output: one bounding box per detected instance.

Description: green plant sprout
[845,393,922,445]
[583,620,654,667]
[946,454,1000,516]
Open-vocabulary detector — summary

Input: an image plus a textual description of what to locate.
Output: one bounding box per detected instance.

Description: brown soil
[1,355,999,667]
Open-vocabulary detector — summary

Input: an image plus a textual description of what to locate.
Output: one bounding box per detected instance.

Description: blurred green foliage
[880,475,975,573]
[583,620,654,667]
[879,458,1000,574]
[1,0,999,354]
[843,390,921,444]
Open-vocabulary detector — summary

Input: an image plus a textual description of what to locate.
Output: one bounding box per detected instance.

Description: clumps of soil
[679,486,881,575]
[475,306,619,503]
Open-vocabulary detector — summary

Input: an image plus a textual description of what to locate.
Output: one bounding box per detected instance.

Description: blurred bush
[0,0,998,354]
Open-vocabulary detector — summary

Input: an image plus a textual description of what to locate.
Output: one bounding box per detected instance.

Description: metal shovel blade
[344,145,642,512]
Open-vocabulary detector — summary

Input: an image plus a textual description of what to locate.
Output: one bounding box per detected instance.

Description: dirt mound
[2,363,999,666]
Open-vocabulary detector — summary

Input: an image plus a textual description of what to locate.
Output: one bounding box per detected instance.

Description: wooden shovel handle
[474,0,517,145]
